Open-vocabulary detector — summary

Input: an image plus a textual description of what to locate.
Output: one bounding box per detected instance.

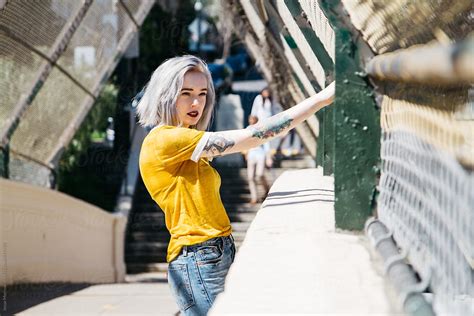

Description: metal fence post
[320,1,381,230]
[0,144,9,178]
[323,106,335,175]
[316,110,325,167]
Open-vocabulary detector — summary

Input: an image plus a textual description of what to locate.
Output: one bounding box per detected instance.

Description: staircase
[125,154,314,274]
[125,182,169,273]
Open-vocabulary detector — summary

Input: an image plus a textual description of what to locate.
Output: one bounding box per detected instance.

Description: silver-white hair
[136,55,215,131]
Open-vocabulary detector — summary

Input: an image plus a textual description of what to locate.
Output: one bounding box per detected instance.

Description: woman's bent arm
[199,82,335,159]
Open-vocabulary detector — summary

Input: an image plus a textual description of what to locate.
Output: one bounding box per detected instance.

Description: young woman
[136,55,334,315]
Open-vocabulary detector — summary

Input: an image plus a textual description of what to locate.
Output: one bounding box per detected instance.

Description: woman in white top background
[250,87,279,120]
[245,115,272,204]
[250,87,302,159]
[250,88,281,158]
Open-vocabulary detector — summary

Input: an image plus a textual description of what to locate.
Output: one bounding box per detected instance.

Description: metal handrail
[366,37,474,86]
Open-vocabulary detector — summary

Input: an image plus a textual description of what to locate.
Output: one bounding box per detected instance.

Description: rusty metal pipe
[366,36,474,86]
[365,218,435,316]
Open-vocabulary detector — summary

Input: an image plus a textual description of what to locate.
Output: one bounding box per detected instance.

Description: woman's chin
[186,118,201,127]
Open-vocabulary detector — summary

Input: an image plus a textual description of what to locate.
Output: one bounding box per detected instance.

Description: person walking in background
[250,87,281,157]
[250,87,278,121]
[136,55,335,315]
[251,87,299,158]
[245,115,272,204]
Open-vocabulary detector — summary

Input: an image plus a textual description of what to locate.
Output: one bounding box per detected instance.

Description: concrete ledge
[0,178,126,285]
[210,168,398,315]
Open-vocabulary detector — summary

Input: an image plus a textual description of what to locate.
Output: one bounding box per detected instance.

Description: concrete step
[128,231,170,242]
[125,241,168,265]
[224,203,261,213]
[126,241,168,253]
[228,212,258,223]
[127,263,169,274]
[230,221,251,232]
[131,203,161,213]
[127,215,256,234]
[127,219,167,232]
[125,254,167,264]
[131,199,261,212]
[220,186,251,194]
[129,212,165,222]
[221,196,256,204]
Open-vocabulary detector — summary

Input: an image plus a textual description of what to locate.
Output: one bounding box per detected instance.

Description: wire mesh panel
[55,0,135,92]
[380,87,473,167]
[342,0,474,314]
[9,67,92,163]
[275,0,326,88]
[341,0,473,54]
[378,86,473,315]
[0,1,80,56]
[0,0,82,136]
[8,153,56,187]
[298,0,335,62]
[0,35,45,130]
[121,0,152,24]
[0,0,154,186]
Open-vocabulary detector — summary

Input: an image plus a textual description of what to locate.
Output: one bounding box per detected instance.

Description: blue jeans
[167,235,236,315]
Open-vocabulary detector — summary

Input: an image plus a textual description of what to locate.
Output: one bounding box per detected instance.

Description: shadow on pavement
[3,282,92,316]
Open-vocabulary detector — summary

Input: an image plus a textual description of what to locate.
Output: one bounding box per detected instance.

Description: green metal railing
[286,0,381,230]
[0,145,8,178]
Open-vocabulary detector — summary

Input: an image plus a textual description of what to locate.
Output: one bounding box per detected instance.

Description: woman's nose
[192,98,200,106]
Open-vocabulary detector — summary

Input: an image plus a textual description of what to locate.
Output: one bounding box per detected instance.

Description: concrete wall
[0,178,126,285]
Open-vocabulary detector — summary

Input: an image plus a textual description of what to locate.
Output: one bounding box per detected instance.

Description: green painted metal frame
[285,0,380,229]
[315,107,334,176]
[282,0,335,175]
[322,106,334,175]
[320,0,380,230]
[0,145,8,178]
[283,0,334,73]
[315,110,325,166]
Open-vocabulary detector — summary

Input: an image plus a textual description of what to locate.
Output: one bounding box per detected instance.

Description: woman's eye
[181,92,191,96]
[199,93,207,97]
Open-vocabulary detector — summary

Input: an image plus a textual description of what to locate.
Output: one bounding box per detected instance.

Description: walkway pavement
[10,273,179,316]
[210,168,402,315]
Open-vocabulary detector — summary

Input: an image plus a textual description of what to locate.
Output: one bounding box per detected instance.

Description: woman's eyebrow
[181,87,208,91]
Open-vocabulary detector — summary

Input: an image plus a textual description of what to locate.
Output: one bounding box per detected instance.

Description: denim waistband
[181,234,234,256]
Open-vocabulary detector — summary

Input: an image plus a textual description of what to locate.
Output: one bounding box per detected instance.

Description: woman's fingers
[319,81,335,106]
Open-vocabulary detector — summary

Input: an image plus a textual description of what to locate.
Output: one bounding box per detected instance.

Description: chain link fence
[225,0,473,314]
[343,1,473,314]
[0,0,154,186]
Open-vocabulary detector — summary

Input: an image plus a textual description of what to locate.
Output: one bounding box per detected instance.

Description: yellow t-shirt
[139,125,232,262]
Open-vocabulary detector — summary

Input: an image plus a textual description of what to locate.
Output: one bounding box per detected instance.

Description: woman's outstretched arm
[196,82,335,160]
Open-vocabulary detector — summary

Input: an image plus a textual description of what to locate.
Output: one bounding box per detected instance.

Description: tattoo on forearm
[204,133,235,156]
[246,114,293,139]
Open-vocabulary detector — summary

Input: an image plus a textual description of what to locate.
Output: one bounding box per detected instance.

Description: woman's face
[176,70,208,128]
[261,89,270,98]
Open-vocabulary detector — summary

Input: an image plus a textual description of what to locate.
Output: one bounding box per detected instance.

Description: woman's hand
[318,82,335,108]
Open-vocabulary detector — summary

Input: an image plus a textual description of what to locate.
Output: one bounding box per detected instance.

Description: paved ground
[6,273,179,316]
[210,168,402,315]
